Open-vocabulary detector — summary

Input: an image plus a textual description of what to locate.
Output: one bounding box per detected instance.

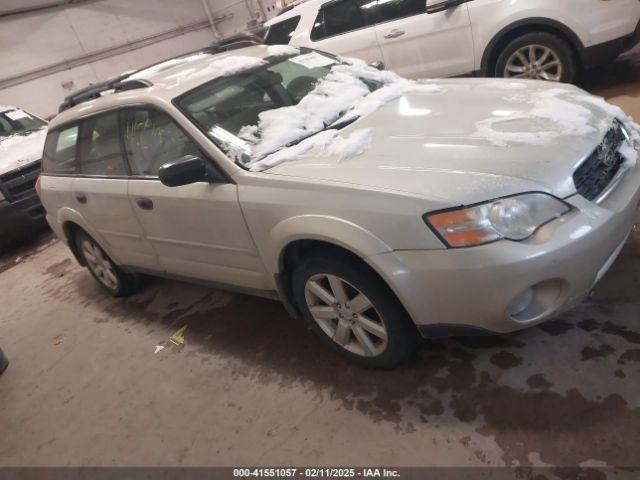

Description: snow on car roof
[130,45,270,88]
[50,45,278,128]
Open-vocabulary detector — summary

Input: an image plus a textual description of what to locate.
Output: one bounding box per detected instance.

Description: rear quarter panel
[469,0,640,71]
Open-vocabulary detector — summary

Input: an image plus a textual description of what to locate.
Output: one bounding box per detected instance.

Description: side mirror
[158,155,208,187]
[369,60,385,71]
[425,0,465,14]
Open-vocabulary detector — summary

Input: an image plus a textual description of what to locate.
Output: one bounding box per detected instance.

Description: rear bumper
[369,161,640,336]
[582,20,640,69]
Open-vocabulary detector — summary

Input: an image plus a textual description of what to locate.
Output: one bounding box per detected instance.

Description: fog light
[508,288,534,316]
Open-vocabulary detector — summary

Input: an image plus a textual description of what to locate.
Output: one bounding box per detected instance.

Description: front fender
[265,214,392,274]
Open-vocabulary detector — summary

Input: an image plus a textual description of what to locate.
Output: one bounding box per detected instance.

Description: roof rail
[113,79,153,92]
[205,33,264,54]
[58,73,152,113]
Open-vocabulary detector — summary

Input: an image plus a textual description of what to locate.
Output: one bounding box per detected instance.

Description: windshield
[0,108,46,138]
[176,48,387,168]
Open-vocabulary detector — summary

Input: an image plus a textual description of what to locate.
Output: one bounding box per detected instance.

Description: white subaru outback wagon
[40,46,640,367]
[264,0,640,83]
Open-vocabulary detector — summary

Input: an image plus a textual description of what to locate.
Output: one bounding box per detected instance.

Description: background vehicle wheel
[495,32,577,83]
[292,254,418,368]
[74,230,138,297]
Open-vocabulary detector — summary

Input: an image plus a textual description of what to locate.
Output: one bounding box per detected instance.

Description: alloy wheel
[81,239,119,290]
[304,273,388,357]
[504,44,562,81]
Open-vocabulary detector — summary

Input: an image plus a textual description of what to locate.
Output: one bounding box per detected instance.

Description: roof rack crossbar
[204,33,264,54]
[58,73,152,113]
[113,79,153,92]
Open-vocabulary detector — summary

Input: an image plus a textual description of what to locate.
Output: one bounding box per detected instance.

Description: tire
[0,232,18,254]
[74,230,138,297]
[495,32,578,83]
[292,253,418,368]
[0,347,8,376]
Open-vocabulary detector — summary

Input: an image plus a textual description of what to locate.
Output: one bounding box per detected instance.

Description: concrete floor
[2,50,640,468]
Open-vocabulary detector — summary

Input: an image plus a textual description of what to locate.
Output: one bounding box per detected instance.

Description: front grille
[0,160,41,203]
[573,123,627,201]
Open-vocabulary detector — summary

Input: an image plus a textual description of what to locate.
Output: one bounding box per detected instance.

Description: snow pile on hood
[236,58,444,171]
[0,128,47,176]
[472,86,640,168]
[482,81,529,91]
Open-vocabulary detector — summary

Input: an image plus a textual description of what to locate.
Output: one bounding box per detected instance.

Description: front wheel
[495,32,577,83]
[292,254,418,368]
[75,230,138,297]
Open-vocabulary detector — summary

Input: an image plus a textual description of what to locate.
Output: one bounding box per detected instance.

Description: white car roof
[50,45,274,130]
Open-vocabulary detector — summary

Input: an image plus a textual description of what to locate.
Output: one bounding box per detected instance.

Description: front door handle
[74,192,87,204]
[384,29,405,39]
[136,197,154,210]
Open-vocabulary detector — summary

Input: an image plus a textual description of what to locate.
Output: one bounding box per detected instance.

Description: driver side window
[122,108,203,177]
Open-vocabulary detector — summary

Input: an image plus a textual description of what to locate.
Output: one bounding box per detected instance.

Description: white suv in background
[265,0,640,83]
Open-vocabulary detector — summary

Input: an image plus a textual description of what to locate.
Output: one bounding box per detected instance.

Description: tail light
[35,175,42,198]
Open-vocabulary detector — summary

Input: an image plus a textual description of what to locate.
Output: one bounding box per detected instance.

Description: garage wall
[0,0,276,118]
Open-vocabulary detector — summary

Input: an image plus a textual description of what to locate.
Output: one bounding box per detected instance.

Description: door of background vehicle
[308,0,385,65]
[372,0,475,78]
[74,110,158,270]
[122,106,268,290]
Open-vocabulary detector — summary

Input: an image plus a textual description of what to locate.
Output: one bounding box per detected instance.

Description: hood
[265,79,615,205]
[0,128,47,176]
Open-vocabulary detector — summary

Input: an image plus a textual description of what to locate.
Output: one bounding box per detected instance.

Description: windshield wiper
[284,115,361,149]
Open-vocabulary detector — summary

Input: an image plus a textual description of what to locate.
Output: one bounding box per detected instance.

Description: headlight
[425,192,572,248]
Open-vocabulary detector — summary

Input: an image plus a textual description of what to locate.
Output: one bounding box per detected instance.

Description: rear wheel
[75,230,138,297]
[292,254,418,368]
[495,32,577,83]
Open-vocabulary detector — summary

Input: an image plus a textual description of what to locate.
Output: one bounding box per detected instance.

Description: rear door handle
[136,197,154,210]
[384,29,405,39]
[74,192,87,204]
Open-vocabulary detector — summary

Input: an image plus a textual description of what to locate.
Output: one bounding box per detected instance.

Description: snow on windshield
[473,84,640,168]
[251,128,373,171]
[237,57,444,171]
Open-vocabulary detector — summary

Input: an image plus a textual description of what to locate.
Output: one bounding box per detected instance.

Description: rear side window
[311,0,371,41]
[377,0,426,22]
[265,16,300,45]
[78,112,128,176]
[122,108,203,176]
[42,126,79,174]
